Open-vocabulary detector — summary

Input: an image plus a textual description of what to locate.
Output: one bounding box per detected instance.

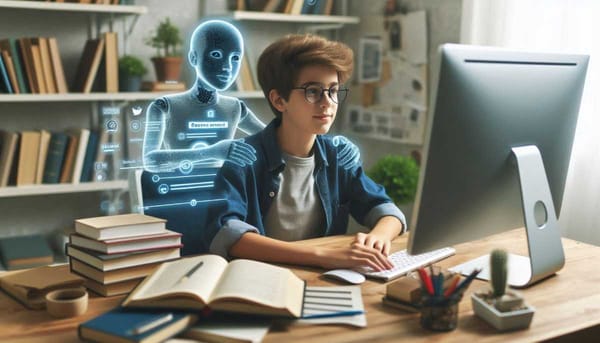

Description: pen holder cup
[419,294,461,332]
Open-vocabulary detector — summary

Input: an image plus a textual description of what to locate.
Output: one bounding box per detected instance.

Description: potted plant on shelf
[367,154,419,224]
[118,55,147,92]
[146,17,183,82]
[471,249,535,331]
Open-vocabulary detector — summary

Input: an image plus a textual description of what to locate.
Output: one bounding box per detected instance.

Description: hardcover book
[0,264,84,309]
[42,132,69,184]
[122,255,305,318]
[0,234,53,270]
[84,277,144,297]
[74,213,166,240]
[69,257,162,284]
[66,244,180,271]
[69,229,182,254]
[79,307,197,343]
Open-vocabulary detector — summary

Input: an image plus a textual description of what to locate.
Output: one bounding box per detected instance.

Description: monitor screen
[407,44,588,286]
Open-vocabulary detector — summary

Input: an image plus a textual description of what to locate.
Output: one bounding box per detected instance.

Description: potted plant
[118,55,147,92]
[146,17,183,82]
[367,154,419,224]
[471,249,535,331]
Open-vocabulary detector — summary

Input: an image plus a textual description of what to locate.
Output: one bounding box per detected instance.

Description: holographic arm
[237,100,266,135]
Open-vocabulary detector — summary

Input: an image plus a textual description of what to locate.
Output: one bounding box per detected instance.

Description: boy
[208,34,405,271]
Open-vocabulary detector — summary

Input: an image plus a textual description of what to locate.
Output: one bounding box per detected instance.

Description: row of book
[0,37,68,94]
[232,0,335,15]
[0,32,119,95]
[0,128,107,187]
[67,213,182,296]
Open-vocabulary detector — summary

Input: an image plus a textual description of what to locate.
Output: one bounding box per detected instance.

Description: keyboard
[358,247,456,281]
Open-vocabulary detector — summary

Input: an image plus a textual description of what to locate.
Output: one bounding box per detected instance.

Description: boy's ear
[268,89,286,112]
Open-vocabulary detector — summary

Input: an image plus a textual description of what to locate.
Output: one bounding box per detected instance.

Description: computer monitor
[407,44,589,287]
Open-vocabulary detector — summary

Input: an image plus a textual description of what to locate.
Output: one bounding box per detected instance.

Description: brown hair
[256,34,354,118]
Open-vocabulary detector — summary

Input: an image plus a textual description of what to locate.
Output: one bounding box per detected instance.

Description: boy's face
[279,65,339,136]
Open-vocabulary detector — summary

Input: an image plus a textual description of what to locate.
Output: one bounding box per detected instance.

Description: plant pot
[471,293,535,331]
[151,57,182,82]
[119,75,142,92]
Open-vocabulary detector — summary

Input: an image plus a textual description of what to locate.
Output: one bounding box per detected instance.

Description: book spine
[0,54,14,93]
[42,133,69,184]
[8,39,30,93]
[80,130,99,182]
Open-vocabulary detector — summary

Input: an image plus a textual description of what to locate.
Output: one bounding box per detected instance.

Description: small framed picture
[359,37,383,83]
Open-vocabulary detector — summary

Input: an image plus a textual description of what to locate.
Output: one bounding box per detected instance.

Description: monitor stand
[449,145,565,288]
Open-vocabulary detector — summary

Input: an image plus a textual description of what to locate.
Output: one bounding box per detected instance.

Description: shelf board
[0,91,265,103]
[0,0,147,14]
[0,180,128,198]
[230,11,360,24]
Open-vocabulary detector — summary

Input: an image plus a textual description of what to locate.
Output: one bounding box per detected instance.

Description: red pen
[417,267,434,295]
[443,274,461,297]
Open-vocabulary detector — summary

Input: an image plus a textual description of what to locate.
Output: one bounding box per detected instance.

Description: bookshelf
[0,90,264,103]
[230,10,359,24]
[0,180,128,198]
[0,2,158,245]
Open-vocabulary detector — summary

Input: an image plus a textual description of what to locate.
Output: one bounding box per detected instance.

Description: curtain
[461,0,600,246]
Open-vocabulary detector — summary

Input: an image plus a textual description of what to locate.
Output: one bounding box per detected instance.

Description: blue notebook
[78,308,197,343]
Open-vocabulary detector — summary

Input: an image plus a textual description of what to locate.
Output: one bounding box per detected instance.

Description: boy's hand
[316,243,393,271]
[353,232,392,256]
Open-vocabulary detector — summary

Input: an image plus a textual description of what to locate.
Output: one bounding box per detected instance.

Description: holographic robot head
[189,20,244,91]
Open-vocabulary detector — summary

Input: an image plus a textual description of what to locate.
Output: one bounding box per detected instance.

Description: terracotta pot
[151,57,182,82]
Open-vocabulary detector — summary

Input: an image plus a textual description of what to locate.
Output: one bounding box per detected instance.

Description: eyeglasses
[291,84,349,104]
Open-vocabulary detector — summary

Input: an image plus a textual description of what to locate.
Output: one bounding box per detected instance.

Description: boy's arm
[336,140,406,255]
[229,231,393,271]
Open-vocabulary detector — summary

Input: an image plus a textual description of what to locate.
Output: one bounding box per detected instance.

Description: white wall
[460,0,600,246]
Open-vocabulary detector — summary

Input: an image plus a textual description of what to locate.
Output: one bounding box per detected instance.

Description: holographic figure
[143,20,263,174]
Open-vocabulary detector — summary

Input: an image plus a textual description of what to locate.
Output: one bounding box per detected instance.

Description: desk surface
[1,229,599,343]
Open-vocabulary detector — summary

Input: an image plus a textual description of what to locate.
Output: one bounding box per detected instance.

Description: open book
[122,255,305,318]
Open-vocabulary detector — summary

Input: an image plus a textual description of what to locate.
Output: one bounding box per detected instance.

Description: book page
[126,255,228,305]
[209,259,304,316]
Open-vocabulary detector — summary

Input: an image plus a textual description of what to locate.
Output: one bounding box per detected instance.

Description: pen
[443,274,461,297]
[174,261,204,285]
[434,273,445,297]
[128,313,173,335]
[417,268,434,295]
[451,268,481,296]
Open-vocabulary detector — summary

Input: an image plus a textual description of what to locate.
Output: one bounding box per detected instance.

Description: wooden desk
[1,229,599,342]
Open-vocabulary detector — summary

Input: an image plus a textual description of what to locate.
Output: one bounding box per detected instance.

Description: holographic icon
[106,119,118,132]
[132,106,143,116]
[130,120,142,132]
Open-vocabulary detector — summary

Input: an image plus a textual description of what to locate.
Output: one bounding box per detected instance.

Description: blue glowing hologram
[332,135,361,170]
[142,20,265,174]
[140,20,361,216]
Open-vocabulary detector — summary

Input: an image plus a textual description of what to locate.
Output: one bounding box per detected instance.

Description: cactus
[490,249,508,298]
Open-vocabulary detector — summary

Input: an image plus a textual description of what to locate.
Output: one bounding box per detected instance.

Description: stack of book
[66,213,182,297]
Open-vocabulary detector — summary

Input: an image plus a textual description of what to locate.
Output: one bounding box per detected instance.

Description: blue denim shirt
[208,119,406,257]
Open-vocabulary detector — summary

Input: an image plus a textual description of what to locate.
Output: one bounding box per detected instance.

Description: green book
[0,39,29,94]
[0,234,54,270]
[42,132,69,184]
